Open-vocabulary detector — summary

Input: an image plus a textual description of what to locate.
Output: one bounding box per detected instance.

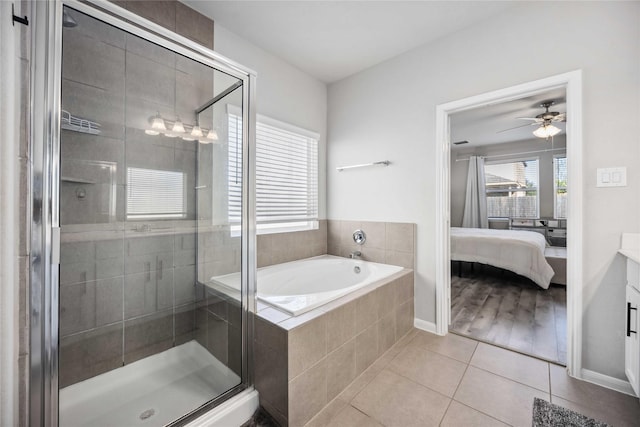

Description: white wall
[450,137,567,226]
[213,24,328,218]
[328,2,640,379]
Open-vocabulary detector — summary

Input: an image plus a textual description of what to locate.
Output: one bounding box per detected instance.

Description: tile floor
[304,328,640,427]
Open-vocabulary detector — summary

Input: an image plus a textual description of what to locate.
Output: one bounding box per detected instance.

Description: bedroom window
[484,159,539,219]
[228,110,319,234]
[554,155,567,219]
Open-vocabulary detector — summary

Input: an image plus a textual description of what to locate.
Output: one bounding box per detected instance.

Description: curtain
[462,156,488,228]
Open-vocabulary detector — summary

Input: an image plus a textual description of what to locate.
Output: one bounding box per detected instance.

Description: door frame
[434,71,583,377]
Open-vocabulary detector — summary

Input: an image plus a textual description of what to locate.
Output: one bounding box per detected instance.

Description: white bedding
[450,227,555,289]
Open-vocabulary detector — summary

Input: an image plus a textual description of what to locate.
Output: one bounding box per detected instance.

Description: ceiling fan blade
[516,117,542,121]
[496,122,537,133]
[551,113,567,122]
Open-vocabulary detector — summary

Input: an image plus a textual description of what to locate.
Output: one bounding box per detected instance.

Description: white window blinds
[127,167,186,219]
[228,110,319,230]
[554,156,567,219]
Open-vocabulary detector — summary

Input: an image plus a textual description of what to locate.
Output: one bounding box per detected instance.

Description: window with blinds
[127,167,186,219]
[554,156,567,219]
[484,159,539,219]
[228,111,319,234]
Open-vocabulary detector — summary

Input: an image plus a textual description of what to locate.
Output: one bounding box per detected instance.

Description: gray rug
[532,398,610,427]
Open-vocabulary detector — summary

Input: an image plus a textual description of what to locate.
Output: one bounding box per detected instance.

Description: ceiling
[182,1,517,83]
[450,87,567,149]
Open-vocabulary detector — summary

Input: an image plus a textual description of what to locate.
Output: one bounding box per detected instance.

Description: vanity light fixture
[145,113,219,143]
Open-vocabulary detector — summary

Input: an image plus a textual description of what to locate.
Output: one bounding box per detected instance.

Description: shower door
[31,2,255,426]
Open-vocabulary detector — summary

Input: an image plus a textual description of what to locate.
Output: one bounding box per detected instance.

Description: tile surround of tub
[327,220,416,269]
[257,221,328,267]
[254,269,414,426]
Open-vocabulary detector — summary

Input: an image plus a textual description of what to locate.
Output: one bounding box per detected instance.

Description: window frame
[484,156,540,220]
[227,106,320,235]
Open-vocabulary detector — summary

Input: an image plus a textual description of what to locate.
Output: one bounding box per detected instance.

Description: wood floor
[450,262,567,365]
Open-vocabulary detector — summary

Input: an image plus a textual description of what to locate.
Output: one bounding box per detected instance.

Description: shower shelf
[61,110,101,135]
[61,176,96,184]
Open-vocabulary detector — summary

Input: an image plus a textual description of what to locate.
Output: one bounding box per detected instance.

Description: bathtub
[208,255,404,316]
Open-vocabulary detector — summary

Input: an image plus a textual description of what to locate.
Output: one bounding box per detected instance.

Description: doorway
[434,71,583,376]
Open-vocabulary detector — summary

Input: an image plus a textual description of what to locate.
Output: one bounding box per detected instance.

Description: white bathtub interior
[59,340,239,427]
[209,255,404,316]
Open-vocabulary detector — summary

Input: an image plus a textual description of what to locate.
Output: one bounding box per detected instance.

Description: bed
[450,227,555,289]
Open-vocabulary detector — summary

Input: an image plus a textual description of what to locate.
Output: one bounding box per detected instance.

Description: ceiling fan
[498,101,566,139]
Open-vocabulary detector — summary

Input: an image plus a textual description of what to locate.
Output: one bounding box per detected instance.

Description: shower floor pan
[60,340,240,426]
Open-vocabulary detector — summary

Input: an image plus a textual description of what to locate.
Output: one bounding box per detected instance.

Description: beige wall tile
[385,222,415,253]
[385,250,414,269]
[288,359,327,427]
[175,2,214,49]
[327,220,341,247]
[360,221,386,249]
[289,315,327,380]
[376,281,397,319]
[326,300,356,352]
[327,340,357,401]
[255,316,288,351]
[355,291,377,334]
[395,299,414,339]
[362,247,385,263]
[377,312,396,355]
[125,0,176,31]
[340,220,361,246]
[396,272,414,303]
[355,323,378,375]
[255,340,288,416]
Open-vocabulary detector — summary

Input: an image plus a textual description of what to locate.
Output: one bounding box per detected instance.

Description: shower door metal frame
[29,1,257,425]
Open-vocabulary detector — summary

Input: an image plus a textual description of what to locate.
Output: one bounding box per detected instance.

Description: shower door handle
[627,302,637,337]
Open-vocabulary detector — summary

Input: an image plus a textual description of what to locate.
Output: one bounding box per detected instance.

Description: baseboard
[580,369,636,397]
[414,318,438,334]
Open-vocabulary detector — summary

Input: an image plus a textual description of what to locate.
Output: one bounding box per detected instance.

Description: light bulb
[190,125,203,138]
[206,128,219,141]
[533,124,561,139]
[146,113,166,135]
[172,118,185,134]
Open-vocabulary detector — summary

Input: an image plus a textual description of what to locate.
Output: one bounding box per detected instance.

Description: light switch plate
[597,167,627,187]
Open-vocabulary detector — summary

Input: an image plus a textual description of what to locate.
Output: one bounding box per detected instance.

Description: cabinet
[625,258,640,397]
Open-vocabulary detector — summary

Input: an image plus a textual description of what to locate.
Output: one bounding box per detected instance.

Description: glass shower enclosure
[30,1,256,426]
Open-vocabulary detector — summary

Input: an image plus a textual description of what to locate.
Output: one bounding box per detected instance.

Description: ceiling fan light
[533,124,561,139]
